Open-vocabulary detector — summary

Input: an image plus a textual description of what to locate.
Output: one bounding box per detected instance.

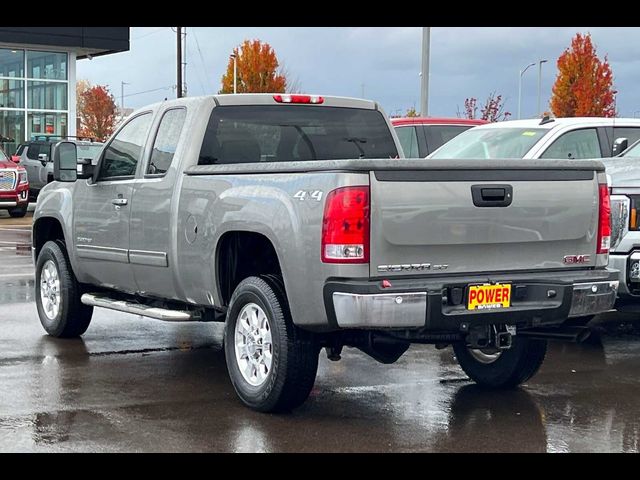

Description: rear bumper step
[81,293,198,321]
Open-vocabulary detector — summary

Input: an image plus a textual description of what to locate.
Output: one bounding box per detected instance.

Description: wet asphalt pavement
[1,212,640,452]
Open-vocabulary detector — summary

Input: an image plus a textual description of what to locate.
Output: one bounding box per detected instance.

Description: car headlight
[18,170,28,185]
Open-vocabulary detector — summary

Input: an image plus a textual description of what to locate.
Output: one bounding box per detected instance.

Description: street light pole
[537,59,548,117]
[230,54,237,94]
[517,63,535,120]
[420,27,431,116]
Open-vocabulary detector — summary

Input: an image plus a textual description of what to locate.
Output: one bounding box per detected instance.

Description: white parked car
[428,117,640,160]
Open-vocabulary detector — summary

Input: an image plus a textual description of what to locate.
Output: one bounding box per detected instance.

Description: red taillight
[273,94,324,104]
[597,183,611,254]
[321,186,370,263]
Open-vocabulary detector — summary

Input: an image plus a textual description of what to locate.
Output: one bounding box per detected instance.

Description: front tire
[8,205,27,218]
[453,336,547,388]
[224,276,320,412]
[35,240,93,338]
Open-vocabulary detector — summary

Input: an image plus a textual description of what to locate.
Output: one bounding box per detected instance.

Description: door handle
[111,198,128,206]
[471,184,513,207]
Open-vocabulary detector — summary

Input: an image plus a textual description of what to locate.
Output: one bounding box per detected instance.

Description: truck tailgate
[369,167,599,277]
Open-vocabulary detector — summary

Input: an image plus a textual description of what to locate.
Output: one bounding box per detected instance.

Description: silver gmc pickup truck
[605,154,640,308]
[33,94,618,412]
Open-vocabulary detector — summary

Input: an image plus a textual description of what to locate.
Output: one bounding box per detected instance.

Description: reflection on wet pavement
[1,215,640,452]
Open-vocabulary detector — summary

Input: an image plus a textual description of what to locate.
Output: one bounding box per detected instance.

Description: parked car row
[13,136,104,200]
[0,145,29,218]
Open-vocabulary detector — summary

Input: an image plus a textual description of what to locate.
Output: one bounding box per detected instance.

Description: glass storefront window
[27,51,67,81]
[0,79,24,108]
[28,112,67,139]
[28,81,67,110]
[0,49,24,77]
[0,49,69,148]
[0,110,25,155]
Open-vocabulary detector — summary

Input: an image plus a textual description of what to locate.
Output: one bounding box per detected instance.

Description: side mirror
[10,155,20,163]
[38,153,49,166]
[612,137,629,156]
[52,141,78,182]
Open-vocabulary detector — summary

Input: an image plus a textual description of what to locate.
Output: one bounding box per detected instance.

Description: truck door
[129,107,187,299]
[73,113,153,292]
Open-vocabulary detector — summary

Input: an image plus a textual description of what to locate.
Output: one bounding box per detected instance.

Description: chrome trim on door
[129,249,168,267]
[76,245,129,263]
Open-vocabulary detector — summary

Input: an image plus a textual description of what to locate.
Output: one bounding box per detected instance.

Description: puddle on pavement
[0,279,35,304]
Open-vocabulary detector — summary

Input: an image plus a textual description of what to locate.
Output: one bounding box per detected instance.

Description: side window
[424,125,471,154]
[613,127,640,153]
[98,113,152,180]
[541,128,600,159]
[26,144,40,159]
[147,108,186,175]
[395,126,419,158]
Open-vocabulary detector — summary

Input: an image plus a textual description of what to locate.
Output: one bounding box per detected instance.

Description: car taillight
[273,94,324,104]
[597,183,611,254]
[321,186,369,263]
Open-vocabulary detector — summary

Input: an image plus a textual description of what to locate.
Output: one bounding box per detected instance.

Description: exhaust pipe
[518,326,591,343]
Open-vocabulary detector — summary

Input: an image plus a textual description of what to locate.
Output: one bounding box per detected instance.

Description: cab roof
[474,117,640,131]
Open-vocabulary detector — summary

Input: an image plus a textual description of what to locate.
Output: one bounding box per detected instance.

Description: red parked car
[0,146,29,218]
[391,117,488,157]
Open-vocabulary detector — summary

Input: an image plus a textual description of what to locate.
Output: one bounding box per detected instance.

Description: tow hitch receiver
[465,325,514,350]
[496,331,512,350]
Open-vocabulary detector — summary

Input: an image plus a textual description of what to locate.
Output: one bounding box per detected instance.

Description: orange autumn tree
[77,84,117,142]
[550,33,616,117]
[219,39,287,94]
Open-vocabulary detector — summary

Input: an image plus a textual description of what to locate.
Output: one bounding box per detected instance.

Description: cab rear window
[198,105,398,165]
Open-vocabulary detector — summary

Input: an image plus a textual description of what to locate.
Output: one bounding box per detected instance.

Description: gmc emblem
[563,254,591,264]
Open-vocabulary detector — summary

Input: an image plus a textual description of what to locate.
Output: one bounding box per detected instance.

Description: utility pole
[176,26,183,98]
[120,81,130,113]
[183,27,187,97]
[420,27,430,117]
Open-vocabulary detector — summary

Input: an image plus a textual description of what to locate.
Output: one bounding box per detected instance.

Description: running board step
[81,293,197,322]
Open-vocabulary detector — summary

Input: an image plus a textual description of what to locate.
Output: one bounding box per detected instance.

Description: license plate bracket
[467,283,512,310]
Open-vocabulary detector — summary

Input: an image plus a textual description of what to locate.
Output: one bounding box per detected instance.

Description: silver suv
[18,136,104,199]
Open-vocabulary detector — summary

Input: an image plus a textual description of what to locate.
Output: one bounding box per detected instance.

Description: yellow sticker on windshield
[522,131,537,136]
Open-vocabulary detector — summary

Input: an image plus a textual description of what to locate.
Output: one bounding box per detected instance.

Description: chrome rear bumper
[568,281,619,317]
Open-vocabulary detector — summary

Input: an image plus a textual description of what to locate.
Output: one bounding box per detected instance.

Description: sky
[77,27,640,119]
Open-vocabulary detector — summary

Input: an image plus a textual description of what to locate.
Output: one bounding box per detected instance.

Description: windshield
[428,127,547,159]
[623,141,640,158]
[77,144,104,160]
[0,147,7,161]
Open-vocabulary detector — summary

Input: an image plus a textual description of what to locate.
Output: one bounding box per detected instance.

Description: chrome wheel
[234,303,273,387]
[39,259,61,321]
[468,348,502,364]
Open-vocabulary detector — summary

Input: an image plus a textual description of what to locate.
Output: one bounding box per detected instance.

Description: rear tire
[8,205,27,218]
[224,275,320,412]
[453,336,547,388]
[35,240,93,338]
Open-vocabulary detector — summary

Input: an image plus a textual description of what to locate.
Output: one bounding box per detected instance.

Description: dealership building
[0,27,129,155]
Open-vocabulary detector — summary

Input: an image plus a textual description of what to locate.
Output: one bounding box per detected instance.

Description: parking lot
[1,212,639,452]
